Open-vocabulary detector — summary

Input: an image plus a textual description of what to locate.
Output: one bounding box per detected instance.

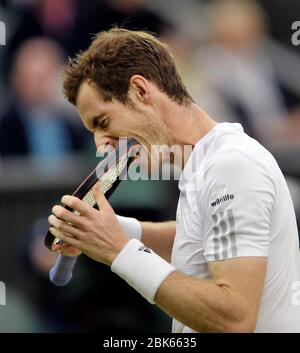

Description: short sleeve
[202,149,275,262]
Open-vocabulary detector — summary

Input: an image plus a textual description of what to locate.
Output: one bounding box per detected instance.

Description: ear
[128,75,152,104]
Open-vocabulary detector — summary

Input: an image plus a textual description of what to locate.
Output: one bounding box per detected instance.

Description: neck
[165,101,217,146]
[162,100,218,169]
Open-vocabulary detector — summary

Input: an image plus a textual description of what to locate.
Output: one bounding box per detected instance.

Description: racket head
[44,138,139,251]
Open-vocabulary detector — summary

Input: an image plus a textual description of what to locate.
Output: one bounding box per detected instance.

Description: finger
[50,227,83,249]
[61,195,90,216]
[59,244,82,257]
[52,205,83,226]
[48,215,83,238]
[93,183,113,211]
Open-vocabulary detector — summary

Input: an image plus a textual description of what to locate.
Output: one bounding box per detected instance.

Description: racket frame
[44,138,138,251]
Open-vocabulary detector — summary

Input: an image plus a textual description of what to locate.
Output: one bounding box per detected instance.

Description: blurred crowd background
[0,0,299,332]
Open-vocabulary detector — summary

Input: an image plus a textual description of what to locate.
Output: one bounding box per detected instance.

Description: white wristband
[111,239,176,304]
[116,215,142,240]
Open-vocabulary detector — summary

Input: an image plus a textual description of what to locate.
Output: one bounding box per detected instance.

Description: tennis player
[48,28,300,332]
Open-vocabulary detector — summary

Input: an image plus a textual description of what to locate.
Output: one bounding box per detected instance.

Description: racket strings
[73,152,129,214]
[52,153,129,248]
[47,139,138,251]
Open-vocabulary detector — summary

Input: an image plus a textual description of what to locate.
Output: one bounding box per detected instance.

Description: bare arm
[140,221,176,262]
[50,193,267,333]
[154,257,267,332]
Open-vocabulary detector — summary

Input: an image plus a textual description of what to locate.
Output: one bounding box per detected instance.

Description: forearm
[154,271,253,333]
[140,221,176,262]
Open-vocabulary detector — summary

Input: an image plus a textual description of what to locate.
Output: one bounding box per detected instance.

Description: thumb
[93,183,113,211]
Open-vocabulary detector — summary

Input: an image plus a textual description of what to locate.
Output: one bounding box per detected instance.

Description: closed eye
[93,116,109,130]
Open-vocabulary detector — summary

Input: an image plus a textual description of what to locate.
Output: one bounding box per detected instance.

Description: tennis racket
[45,138,139,286]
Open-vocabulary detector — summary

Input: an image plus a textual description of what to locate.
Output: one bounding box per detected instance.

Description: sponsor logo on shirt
[211,194,234,207]
[138,246,152,254]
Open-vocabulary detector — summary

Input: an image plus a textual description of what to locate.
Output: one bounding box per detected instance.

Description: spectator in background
[162,30,204,105]
[2,0,171,57]
[0,38,87,173]
[73,0,171,51]
[0,0,171,107]
[26,0,80,55]
[0,0,43,104]
[196,0,300,149]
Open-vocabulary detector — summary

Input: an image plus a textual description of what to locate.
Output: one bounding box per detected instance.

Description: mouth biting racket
[45,138,139,286]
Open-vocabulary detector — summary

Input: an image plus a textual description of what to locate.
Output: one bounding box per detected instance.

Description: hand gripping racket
[45,138,139,286]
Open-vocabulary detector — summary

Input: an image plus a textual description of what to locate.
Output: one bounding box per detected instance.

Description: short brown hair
[63,28,193,106]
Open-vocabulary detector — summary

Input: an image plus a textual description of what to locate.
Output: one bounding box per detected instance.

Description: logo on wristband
[138,246,152,254]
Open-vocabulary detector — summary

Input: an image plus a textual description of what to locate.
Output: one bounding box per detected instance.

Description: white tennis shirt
[171,122,300,332]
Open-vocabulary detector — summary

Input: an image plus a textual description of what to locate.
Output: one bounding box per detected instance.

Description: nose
[94,134,119,154]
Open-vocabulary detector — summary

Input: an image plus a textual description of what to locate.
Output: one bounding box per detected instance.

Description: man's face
[76,81,174,174]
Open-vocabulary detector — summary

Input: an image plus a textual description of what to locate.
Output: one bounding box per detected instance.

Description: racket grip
[49,254,78,286]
